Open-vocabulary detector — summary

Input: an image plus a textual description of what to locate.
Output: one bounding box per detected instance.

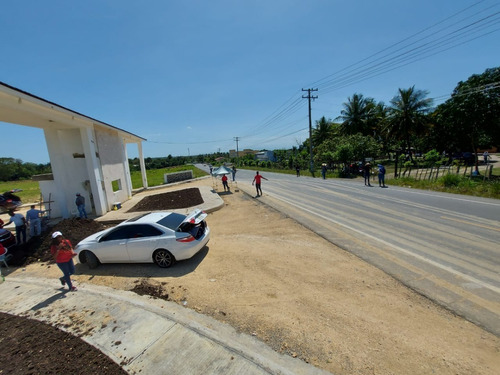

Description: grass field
[0,165,209,205]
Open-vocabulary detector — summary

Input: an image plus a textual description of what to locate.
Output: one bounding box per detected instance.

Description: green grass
[0,180,42,203]
[130,165,208,189]
[0,165,208,204]
[388,175,500,199]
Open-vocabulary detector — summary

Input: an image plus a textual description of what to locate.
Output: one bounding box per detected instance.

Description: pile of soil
[128,187,203,212]
[131,279,171,301]
[0,312,127,375]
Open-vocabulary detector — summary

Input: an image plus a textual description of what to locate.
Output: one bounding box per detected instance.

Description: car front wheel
[153,249,175,268]
[82,251,100,269]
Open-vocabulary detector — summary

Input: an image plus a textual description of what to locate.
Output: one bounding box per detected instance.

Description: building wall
[95,127,131,209]
[44,127,93,218]
[229,149,257,158]
[255,150,276,162]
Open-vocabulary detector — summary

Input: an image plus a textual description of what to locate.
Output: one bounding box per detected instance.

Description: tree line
[307,66,499,173]
[0,158,52,182]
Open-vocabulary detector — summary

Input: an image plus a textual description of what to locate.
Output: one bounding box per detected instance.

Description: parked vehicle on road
[74,209,210,268]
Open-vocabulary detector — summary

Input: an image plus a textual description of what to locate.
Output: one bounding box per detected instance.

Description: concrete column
[138,142,148,188]
[80,127,108,216]
[122,141,133,198]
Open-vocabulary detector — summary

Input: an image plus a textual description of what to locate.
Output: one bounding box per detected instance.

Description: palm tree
[336,93,376,136]
[385,86,433,160]
[311,116,334,146]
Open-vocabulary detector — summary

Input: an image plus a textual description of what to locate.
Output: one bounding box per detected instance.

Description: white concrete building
[0,82,148,218]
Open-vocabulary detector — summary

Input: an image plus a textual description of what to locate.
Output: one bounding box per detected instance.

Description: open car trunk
[177,209,208,240]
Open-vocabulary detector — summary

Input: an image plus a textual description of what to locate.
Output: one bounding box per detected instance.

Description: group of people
[224,163,387,198]
[3,205,43,245]
[2,192,89,247]
[363,162,387,187]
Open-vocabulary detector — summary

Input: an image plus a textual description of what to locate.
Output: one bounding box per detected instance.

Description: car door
[96,226,135,262]
[125,224,163,262]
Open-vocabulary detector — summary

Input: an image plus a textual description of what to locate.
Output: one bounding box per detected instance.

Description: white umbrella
[212,165,232,175]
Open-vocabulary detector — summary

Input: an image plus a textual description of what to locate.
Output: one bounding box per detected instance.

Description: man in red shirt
[221,174,229,192]
[252,171,268,197]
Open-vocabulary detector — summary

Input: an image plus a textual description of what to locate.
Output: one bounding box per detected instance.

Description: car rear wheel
[153,249,175,268]
[82,251,100,269]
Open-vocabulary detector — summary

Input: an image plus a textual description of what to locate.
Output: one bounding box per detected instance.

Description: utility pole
[302,88,318,174]
[234,136,240,166]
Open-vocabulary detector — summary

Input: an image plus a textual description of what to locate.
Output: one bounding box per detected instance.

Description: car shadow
[74,246,209,279]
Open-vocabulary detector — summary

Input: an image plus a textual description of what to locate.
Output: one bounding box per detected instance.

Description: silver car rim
[155,250,173,268]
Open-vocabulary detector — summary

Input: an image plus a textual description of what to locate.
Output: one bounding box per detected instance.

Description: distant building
[229,149,257,158]
[255,150,276,162]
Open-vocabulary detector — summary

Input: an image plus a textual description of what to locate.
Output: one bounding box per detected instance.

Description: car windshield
[157,213,186,230]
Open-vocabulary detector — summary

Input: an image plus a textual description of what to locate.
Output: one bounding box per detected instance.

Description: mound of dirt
[0,312,127,375]
[128,187,203,212]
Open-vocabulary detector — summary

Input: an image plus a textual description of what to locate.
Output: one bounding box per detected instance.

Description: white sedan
[74,210,210,268]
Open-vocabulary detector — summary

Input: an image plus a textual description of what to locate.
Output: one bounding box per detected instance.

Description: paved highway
[200,165,500,336]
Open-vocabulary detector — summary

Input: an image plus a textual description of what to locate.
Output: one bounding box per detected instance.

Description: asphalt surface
[0,179,332,375]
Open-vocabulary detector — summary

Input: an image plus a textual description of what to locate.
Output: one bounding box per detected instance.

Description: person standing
[363,163,372,186]
[221,174,230,192]
[321,164,327,179]
[75,193,88,219]
[231,166,237,181]
[296,166,300,177]
[483,151,490,164]
[26,205,43,237]
[6,210,26,244]
[252,171,268,197]
[50,231,77,291]
[377,164,386,187]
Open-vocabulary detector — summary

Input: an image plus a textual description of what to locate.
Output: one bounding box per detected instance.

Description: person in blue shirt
[75,193,88,219]
[377,164,387,187]
[26,205,43,237]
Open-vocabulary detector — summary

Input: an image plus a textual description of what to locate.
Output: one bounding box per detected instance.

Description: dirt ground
[3,178,500,375]
[0,312,127,375]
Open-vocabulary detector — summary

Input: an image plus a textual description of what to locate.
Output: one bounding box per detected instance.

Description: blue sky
[1,0,499,163]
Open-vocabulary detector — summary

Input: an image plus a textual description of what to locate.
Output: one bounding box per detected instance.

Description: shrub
[439,174,461,187]
[423,149,442,167]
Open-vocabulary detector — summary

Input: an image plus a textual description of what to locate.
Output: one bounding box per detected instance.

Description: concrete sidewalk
[0,276,331,375]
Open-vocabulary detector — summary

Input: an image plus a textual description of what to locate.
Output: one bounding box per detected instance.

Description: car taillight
[176,235,195,243]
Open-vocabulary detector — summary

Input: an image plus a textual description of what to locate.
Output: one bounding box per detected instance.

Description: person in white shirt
[6,211,26,244]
